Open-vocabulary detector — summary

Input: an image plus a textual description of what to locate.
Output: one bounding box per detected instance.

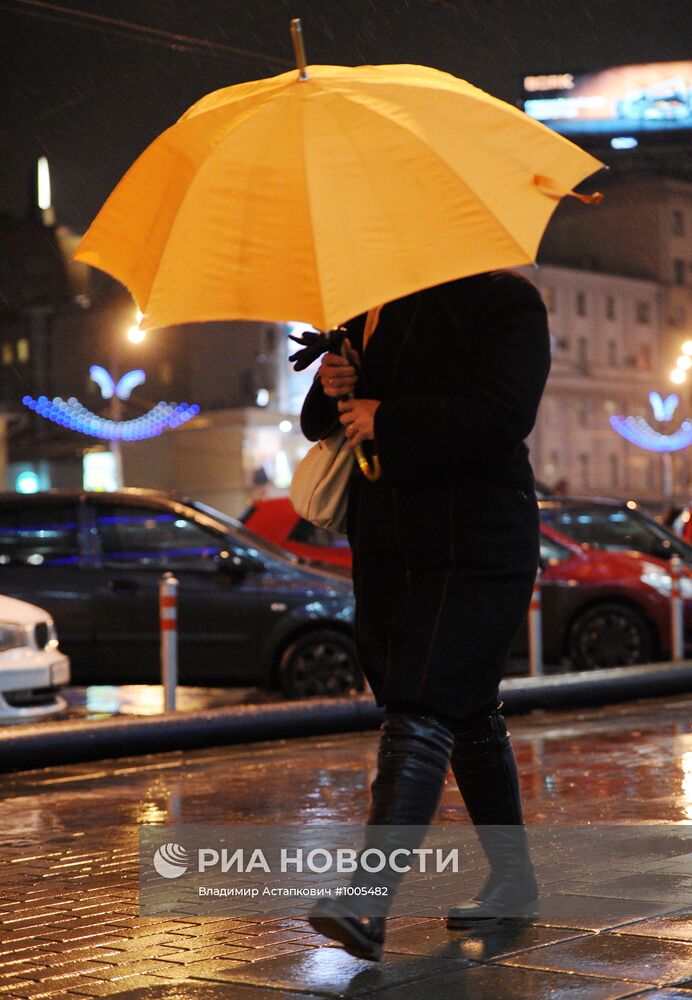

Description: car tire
[567,602,654,670]
[278,630,364,699]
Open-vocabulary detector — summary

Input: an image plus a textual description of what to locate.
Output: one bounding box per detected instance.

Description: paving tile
[73,983,328,999]
[611,912,692,943]
[367,962,649,999]
[533,894,684,931]
[382,916,587,962]
[0,983,83,999]
[190,946,475,996]
[0,981,37,996]
[627,992,692,999]
[152,944,252,965]
[497,932,692,986]
[557,874,692,906]
[636,855,692,876]
[104,933,194,953]
[145,960,246,980]
[63,975,180,996]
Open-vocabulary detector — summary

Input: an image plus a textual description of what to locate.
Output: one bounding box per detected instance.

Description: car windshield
[187,499,303,563]
[539,503,692,562]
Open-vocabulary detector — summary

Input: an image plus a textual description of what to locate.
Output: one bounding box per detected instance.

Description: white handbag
[290,425,355,535]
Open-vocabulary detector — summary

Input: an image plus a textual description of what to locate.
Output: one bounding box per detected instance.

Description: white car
[0,595,70,721]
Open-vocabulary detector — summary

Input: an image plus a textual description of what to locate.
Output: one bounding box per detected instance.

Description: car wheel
[279,630,363,699]
[567,602,653,669]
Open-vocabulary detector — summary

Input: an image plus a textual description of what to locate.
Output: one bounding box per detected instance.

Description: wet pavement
[0,693,691,998]
[60,686,278,721]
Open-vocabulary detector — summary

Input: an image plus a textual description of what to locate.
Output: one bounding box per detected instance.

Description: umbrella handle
[340,340,382,482]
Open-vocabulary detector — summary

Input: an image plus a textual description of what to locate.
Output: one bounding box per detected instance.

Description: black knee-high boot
[447,702,539,927]
[309,710,454,960]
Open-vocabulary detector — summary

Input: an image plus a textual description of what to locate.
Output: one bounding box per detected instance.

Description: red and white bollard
[670,555,684,662]
[159,573,179,710]
[528,567,543,676]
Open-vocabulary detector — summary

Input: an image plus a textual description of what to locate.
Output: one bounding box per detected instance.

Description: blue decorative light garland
[22,395,200,440]
[22,366,200,441]
[609,415,692,453]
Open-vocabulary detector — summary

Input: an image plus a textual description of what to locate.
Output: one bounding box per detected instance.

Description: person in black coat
[301,269,551,960]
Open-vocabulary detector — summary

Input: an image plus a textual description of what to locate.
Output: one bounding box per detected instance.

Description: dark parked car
[538,497,692,565]
[0,490,360,698]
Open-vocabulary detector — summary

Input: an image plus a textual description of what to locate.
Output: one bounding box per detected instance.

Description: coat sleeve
[299,377,340,442]
[372,273,551,484]
[298,315,366,442]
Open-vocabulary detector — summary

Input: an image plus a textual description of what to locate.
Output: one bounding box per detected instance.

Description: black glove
[288,327,348,371]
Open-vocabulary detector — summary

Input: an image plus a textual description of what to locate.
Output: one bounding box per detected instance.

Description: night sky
[2,0,691,233]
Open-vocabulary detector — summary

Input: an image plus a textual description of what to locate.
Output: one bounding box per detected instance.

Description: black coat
[300,270,551,721]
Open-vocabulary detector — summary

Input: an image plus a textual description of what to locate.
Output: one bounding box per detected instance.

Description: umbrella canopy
[74,61,603,331]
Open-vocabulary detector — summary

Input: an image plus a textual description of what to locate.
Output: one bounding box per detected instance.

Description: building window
[16,339,29,363]
[579,453,590,490]
[637,344,652,371]
[577,337,588,366]
[607,341,617,366]
[543,286,556,313]
[672,210,685,236]
[673,259,686,285]
[606,295,616,320]
[1,343,12,366]
[636,301,650,324]
[576,291,587,316]
[578,399,589,428]
[609,454,619,489]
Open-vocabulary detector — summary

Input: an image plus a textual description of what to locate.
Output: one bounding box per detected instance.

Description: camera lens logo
[153,843,189,879]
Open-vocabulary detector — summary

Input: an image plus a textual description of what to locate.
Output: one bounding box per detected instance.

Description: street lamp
[110,310,147,488]
[127,325,146,344]
[671,335,692,385]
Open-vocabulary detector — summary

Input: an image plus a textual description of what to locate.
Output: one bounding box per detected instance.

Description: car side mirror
[216,549,263,580]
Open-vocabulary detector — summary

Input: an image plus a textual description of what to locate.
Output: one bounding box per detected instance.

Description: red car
[242,497,353,570]
[242,497,692,670]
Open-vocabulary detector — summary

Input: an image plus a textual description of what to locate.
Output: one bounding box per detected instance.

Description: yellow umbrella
[74,21,603,332]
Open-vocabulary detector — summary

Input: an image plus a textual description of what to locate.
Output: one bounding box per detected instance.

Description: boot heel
[308,899,384,961]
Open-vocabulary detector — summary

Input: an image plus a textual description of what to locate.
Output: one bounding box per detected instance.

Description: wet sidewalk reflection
[0,693,690,998]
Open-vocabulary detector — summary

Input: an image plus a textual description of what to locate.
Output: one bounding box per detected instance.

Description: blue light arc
[22,395,200,441]
[610,415,692,453]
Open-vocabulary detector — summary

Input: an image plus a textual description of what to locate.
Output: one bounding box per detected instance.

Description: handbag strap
[363,305,383,350]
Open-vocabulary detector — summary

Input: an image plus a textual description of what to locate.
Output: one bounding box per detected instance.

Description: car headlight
[0,623,29,652]
[640,565,692,599]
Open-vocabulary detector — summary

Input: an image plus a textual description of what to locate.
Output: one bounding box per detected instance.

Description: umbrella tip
[290,18,309,81]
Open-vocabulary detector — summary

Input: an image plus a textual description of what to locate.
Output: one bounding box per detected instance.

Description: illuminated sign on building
[522,61,692,136]
[22,367,200,441]
[610,392,692,453]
